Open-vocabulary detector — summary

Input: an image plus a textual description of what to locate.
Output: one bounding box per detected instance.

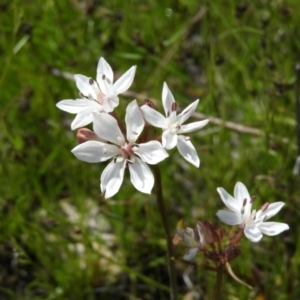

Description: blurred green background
[1,0,299,299]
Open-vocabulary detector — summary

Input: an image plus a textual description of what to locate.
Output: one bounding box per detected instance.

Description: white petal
[125,100,145,144]
[135,141,168,164]
[234,182,252,218]
[102,95,119,113]
[98,76,113,98]
[177,100,199,125]
[258,222,289,236]
[234,182,251,203]
[72,141,119,163]
[140,105,166,128]
[259,202,285,221]
[216,210,242,226]
[162,82,175,116]
[128,158,154,194]
[216,187,241,213]
[101,159,126,198]
[244,224,263,242]
[93,112,125,145]
[162,129,177,149]
[182,232,197,247]
[113,66,137,94]
[96,57,114,85]
[74,74,97,99]
[178,119,209,134]
[177,136,199,167]
[56,99,97,114]
[183,248,199,261]
[71,104,101,130]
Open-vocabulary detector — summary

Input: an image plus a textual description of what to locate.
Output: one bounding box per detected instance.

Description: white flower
[216,182,289,242]
[141,82,209,167]
[176,223,206,261]
[72,100,168,198]
[56,57,136,130]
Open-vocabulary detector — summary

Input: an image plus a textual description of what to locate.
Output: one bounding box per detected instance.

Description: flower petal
[216,187,241,213]
[113,66,137,94]
[216,210,242,226]
[128,158,154,194]
[74,74,97,99]
[259,202,285,221]
[234,182,251,203]
[162,82,175,116]
[234,182,252,219]
[178,119,209,134]
[244,224,263,242]
[72,141,119,163]
[258,222,289,236]
[162,129,177,149]
[177,100,199,125]
[101,159,126,198]
[177,136,199,167]
[183,247,199,261]
[71,104,101,130]
[135,141,168,164]
[56,99,98,114]
[140,105,166,128]
[93,112,125,145]
[102,95,119,113]
[96,57,114,86]
[125,100,145,144]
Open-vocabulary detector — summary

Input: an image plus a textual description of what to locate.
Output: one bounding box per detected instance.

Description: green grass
[1,0,299,299]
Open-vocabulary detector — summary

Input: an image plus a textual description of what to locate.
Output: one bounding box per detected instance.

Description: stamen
[250,196,256,203]
[89,78,94,85]
[102,74,106,80]
[243,198,247,207]
[261,202,269,212]
[167,111,170,117]
[113,157,117,163]
[171,102,177,112]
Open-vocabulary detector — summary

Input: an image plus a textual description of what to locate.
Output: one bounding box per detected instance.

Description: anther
[250,196,256,204]
[261,202,269,212]
[89,78,94,85]
[171,102,177,112]
[102,74,106,80]
[243,198,247,207]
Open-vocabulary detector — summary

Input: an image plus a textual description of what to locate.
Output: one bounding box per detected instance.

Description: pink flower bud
[76,128,105,144]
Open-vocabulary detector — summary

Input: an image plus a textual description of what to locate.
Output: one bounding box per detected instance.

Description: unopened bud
[77,128,105,144]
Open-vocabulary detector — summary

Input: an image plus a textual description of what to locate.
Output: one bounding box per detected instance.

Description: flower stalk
[152,164,177,300]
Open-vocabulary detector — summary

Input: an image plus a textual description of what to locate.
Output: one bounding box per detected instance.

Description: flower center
[97,92,105,105]
[169,122,180,134]
[120,143,135,162]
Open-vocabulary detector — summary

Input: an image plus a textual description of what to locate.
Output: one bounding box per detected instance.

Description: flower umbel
[56,57,136,130]
[72,100,168,198]
[141,82,209,167]
[216,182,289,242]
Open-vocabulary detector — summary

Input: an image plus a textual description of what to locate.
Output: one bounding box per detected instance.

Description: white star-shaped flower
[176,222,206,261]
[141,82,209,167]
[72,100,168,198]
[56,57,136,130]
[216,182,289,242]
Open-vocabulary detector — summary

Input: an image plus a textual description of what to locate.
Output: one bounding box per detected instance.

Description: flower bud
[77,128,105,144]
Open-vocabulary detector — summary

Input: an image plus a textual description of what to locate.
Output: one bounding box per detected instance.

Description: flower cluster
[56,57,208,198]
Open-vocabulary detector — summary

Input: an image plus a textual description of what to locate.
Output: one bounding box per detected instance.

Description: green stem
[215,264,224,300]
[152,165,177,300]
